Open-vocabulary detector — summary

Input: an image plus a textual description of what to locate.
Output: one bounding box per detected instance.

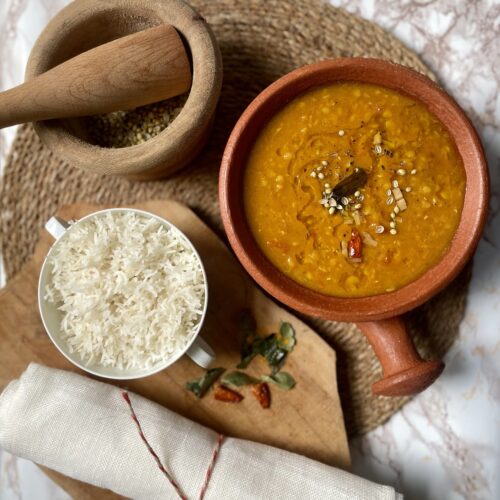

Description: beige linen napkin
[0,364,402,499]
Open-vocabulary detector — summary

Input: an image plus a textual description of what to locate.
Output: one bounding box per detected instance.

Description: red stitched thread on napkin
[121,391,224,500]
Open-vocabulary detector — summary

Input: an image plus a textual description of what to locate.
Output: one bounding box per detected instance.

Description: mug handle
[186,336,216,369]
[45,216,71,239]
[45,216,217,369]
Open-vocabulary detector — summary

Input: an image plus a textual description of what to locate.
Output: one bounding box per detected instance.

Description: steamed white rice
[45,211,205,370]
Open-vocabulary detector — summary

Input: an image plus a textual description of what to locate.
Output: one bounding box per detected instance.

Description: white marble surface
[1,1,499,499]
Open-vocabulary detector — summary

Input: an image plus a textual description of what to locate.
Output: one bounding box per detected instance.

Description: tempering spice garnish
[348,229,363,262]
[330,168,368,201]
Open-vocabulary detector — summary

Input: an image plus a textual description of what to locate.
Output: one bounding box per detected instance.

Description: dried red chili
[251,382,271,409]
[348,229,362,262]
[214,385,243,403]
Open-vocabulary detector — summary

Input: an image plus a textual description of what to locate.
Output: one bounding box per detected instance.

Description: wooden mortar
[26,0,222,180]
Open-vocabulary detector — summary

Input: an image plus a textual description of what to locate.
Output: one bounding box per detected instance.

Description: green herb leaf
[260,372,296,390]
[278,322,296,352]
[221,371,259,388]
[186,367,225,398]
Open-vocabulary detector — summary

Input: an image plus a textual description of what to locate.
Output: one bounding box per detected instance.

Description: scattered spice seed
[375,225,385,234]
[318,172,325,179]
[386,189,392,196]
[394,206,400,214]
[411,169,417,175]
[397,169,406,176]
[386,196,394,205]
[405,186,412,192]
[328,207,335,215]
[390,228,398,235]
[87,94,188,147]
[338,129,345,136]
[354,190,361,197]
[374,145,383,154]
[390,221,396,228]
[321,160,329,167]
[392,180,399,188]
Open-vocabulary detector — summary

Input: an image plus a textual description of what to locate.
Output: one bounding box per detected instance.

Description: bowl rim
[219,57,490,322]
[26,0,222,177]
[38,207,209,380]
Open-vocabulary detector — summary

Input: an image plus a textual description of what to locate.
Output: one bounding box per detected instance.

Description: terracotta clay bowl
[26,0,222,180]
[219,58,489,397]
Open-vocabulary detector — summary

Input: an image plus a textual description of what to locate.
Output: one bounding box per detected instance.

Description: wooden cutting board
[0,200,350,499]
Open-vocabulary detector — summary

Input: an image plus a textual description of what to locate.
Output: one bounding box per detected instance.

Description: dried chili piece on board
[252,382,271,409]
[214,385,243,403]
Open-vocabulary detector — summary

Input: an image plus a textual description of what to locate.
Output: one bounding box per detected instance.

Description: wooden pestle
[0,24,191,129]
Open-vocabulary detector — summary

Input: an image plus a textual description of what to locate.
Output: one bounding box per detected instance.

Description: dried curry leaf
[186,367,225,398]
[237,347,259,369]
[331,168,368,201]
[260,372,296,390]
[258,334,288,374]
[237,310,259,368]
[221,371,259,388]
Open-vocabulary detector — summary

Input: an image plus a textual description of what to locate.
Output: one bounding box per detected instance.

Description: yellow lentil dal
[244,82,465,297]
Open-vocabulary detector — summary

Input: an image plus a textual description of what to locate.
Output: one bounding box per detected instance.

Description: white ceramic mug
[38,208,215,379]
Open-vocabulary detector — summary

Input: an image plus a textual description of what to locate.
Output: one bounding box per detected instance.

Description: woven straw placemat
[0,0,470,437]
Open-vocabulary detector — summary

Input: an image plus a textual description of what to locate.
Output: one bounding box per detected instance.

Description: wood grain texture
[0,200,350,500]
[0,25,191,129]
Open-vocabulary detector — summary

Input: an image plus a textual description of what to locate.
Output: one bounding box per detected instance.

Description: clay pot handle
[357,317,444,397]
